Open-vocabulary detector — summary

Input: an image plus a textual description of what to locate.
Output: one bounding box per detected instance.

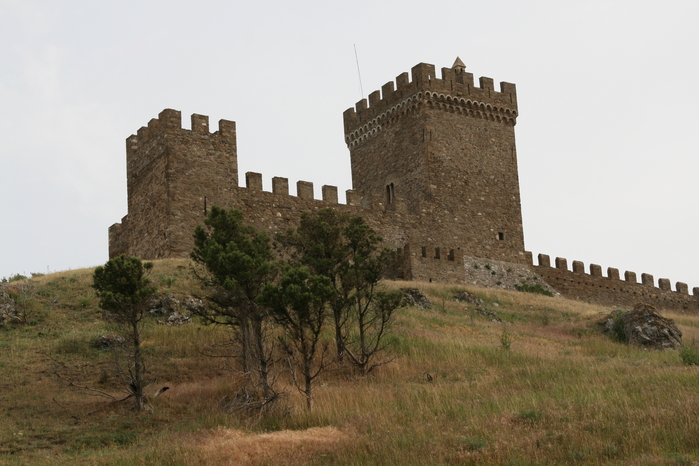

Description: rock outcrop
[402,289,433,309]
[605,303,682,350]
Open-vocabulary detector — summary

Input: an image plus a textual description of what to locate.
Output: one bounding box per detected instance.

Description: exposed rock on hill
[147,295,202,325]
[453,291,481,304]
[96,334,126,350]
[605,303,682,350]
[402,289,433,309]
[464,257,559,295]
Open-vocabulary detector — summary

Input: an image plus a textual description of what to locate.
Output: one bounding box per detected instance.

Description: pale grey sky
[1,0,698,290]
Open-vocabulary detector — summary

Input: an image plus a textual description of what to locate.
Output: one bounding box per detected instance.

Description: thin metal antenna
[354,44,364,99]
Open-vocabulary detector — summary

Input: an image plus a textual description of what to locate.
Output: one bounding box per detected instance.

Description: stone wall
[108,61,698,314]
[110,60,527,283]
[107,105,474,283]
[529,253,699,312]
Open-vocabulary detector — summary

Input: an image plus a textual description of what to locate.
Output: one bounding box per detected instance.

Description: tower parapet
[343,61,517,148]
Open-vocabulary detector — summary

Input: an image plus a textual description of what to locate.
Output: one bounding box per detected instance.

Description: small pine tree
[191,206,278,400]
[260,265,335,411]
[93,255,156,411]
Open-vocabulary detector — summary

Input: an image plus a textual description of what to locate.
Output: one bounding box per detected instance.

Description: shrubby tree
[277,209,350,360]
[279,208,403,375]
[259,265,335,411]
[341,217,403,375]
[191,207,402,411]
[93,255,157,411]
[191,206,278,400]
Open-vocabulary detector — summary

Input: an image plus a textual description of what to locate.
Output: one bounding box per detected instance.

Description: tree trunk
[252,314,270,398]
[304,347,313,411]
[333,305,345,361]
[238,313,252,374]
[131,316,145,411]
[305,372,313,411]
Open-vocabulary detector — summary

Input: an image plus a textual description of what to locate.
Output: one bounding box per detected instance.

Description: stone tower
[109,109,238,259]
[342,58,525,263]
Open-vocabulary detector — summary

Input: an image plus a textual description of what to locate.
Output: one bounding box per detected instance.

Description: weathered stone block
[322,185,338,204]
[658,279,671,291]
[246,172,262,191]
[555,257,568,271]
[346,190,360,206]
[642,273,655,287]
[524,251,533,265]
[572,260,584,273]
[297,181,314,199]
[625,271,637,283]
[272,177,289,195]
[590,264,602,277]
[607,267,620,280]
[191,114,209,133]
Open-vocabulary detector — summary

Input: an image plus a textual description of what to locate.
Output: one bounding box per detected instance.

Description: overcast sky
[1,0,698,291]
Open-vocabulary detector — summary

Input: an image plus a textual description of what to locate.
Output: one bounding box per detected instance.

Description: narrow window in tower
[448,249,455,261]
[421,246,427,258]
[204,196,207,215]
[386,183,395,204]
[434,247,441,260]
[498,232,505,241]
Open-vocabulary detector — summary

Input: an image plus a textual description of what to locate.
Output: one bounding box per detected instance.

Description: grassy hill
[2,259,699,465]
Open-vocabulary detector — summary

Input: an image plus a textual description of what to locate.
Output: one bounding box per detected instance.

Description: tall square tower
[343,59,525,263]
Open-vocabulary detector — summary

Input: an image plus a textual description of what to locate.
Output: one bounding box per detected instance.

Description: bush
[463,436,488,451]
[500,326,512,351]
[515,409,542,423]
[515,283,553,297]
[1,273,28,283]
[680,343,699,366]
[606,310,627,343]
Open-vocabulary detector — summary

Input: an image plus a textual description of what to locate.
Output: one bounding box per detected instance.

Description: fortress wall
[407,245,466,284]
[108,58,696,315]
[108,107,513,281]
[224,176,473,284]
[529,253,699,312]
[113,167,475,285]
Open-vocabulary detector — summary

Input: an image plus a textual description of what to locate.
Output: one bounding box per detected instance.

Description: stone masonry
[110,59,526,284]
[109,58,699,312]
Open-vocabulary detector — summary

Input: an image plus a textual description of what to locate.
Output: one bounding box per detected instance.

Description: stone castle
[109,58,699,312]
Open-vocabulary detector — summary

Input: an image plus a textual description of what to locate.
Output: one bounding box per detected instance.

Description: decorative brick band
[345,92,517,148]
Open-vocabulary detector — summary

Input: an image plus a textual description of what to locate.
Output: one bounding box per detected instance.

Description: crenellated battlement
[528,252,699,312]
[126,109,236,158]
[240,171,359,206]
[236,172,426,218]
[343,61,517,148]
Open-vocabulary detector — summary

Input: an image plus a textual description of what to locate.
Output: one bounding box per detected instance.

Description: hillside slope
[2,259,699,465]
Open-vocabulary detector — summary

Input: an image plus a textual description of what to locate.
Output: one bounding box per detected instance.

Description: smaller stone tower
[109,109,238,259]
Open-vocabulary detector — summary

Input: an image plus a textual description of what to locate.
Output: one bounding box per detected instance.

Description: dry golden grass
[188,426,349,465]
[3,260,699,465]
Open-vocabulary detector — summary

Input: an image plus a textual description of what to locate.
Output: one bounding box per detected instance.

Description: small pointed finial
[452,57,466,72]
